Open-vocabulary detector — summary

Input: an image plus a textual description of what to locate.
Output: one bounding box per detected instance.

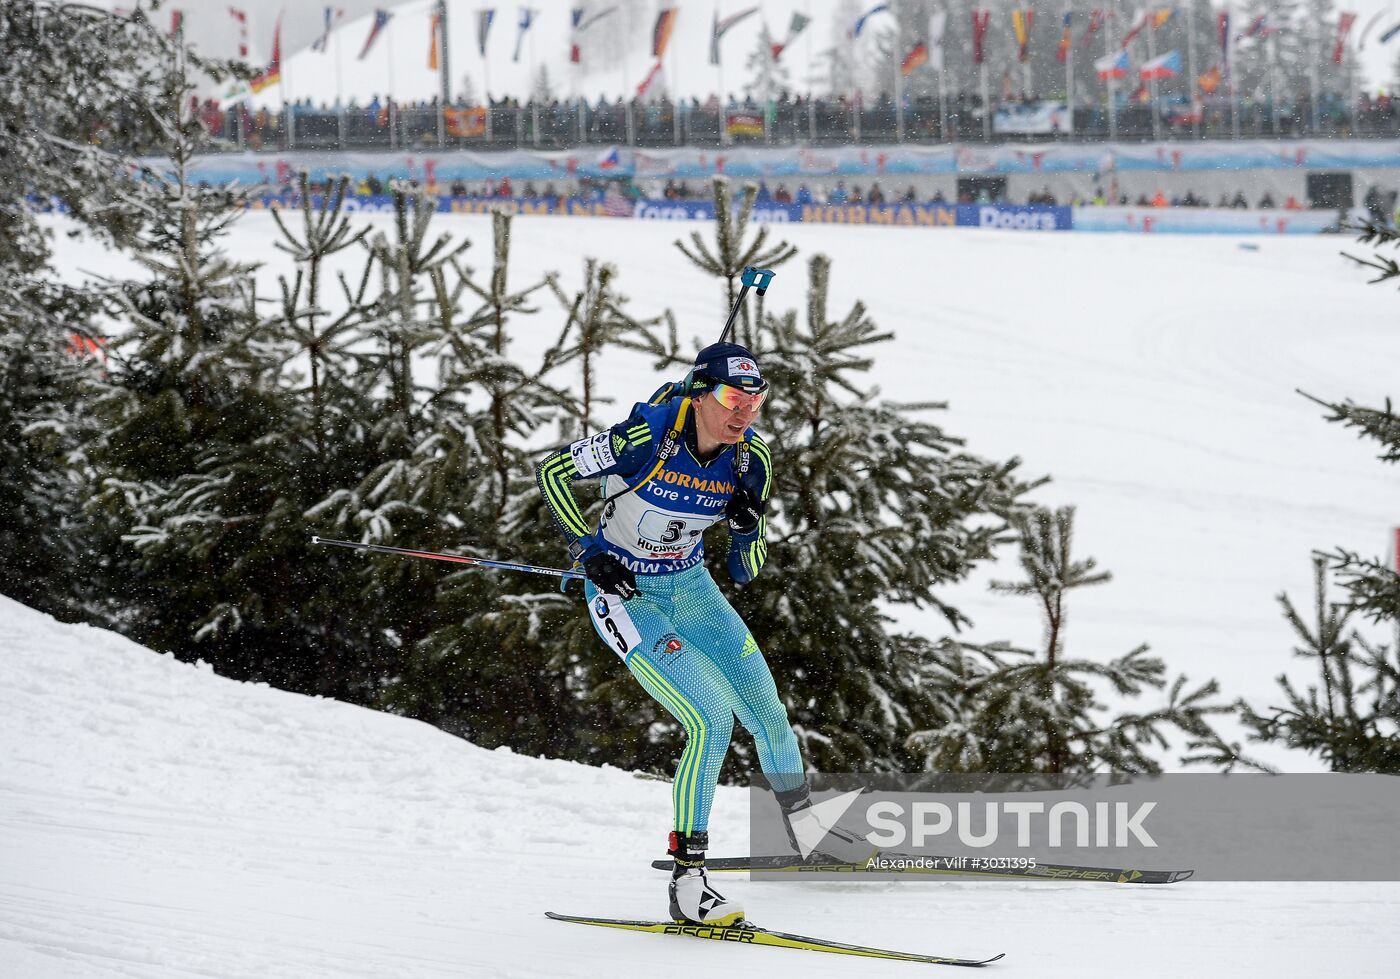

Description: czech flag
[1138,49,1180,80]
[597,147,621,170]
[1094,48,1129,80]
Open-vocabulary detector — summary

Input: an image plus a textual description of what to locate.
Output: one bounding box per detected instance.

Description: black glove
[584,551,638,600]
[726,483,764,535]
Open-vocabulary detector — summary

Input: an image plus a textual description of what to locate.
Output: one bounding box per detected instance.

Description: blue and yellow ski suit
[536,394,804,833]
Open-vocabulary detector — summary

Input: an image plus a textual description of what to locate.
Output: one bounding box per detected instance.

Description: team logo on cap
[728,357,762,380]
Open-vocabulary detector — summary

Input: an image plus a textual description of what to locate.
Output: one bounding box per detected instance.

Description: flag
[725,110,764,137]
[1138,48,1180,79]
[1056,11,1072,64]
[429,11,441,68]
[1239,14,1270,39]
[572,5,617,62]
[598,147,621,169]
[358,8,391,60]
[653,7,678,59]
[310,7,343,53]
[251,16,282,91]
[1197,63,1221,93]
[1094,48,1129,79]
[636,59,664,97]
[1218,12,1230,73]
[928,10,947,71]
[170,8,183,35]
[1152,7,1175,30]
[1122,9,1151,47]
[444,107,487,137]
[901,41,929,75]
[710,6,758,65]
[1012,9,1034,63]
[1334,12,1357,64]
[772,11,810,59]
[477,9,494,57]
[513,7,534,62]
[1080,9,1104,46]
[972,9,990,66]
[1382,22,1400,45]
[229,7,249,58]
[853,3,889,38]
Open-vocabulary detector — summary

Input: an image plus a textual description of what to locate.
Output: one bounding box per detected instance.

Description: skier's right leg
[583,577,744,924]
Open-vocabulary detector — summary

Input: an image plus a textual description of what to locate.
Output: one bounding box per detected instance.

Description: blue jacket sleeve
[726,433,773,584]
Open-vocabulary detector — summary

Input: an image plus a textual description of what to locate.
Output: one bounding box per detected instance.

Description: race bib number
[569,431,617,477]
[589,593,643,661]
[636,509,707,548]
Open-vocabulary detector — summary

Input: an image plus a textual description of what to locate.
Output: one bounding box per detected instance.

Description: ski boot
[667,831,745,926]
[777,783,879,865]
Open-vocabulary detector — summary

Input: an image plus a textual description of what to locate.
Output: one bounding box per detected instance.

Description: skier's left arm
[725,434,772,584]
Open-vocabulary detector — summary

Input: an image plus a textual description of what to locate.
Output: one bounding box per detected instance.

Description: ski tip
[1172,869,1195,883]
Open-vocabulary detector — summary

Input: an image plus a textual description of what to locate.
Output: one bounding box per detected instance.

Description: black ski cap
[691,342,767,393]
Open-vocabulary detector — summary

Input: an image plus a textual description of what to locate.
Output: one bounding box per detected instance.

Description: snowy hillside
[2,594,1398,978]
[46,214,1400,764]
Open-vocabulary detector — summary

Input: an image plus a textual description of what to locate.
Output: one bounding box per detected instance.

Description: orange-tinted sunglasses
[710,382,768,411]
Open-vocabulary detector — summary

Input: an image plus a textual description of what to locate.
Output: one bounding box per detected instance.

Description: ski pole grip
[741,266,776,296]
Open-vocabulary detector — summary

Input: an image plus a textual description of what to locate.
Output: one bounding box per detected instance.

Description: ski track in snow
[3,597,1399,977]
[18,217,1400,974]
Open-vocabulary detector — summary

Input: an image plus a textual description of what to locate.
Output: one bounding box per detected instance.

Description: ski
[649,854,1193,885]
[545,911,1003,967]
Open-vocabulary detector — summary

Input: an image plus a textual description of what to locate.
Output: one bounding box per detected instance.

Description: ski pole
[310,536,585,581]
[717,265,776,345]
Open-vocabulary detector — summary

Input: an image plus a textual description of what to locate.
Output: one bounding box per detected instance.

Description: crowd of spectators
[191,87,1400,155]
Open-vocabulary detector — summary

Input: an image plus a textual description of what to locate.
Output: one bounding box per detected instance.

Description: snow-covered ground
[3,595,1398,978]
[47,213,1400,761]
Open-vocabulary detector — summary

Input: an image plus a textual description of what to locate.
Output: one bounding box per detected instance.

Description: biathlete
[535,342,862,925]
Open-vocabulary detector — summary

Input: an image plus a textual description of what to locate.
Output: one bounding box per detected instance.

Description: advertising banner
[993,101,1071,135]
[163,139,1400,188]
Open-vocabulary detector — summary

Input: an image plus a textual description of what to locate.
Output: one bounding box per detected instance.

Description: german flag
[900,41,929,76]
[653,7,678,59]
[250,17,281,93]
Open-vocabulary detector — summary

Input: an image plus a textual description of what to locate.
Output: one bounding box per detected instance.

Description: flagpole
[1308,17,1320,135]
[936,26,947,142]
[1066,11,1074,139]
[437,1,450,147]
[1267,31,1278,136]
[894,3,904,143]
[1105,7,1117,142]
[1147,14,1161,140]
[1227,2,1239,139]
[1185,0,1199,139]
[335,13,346,149]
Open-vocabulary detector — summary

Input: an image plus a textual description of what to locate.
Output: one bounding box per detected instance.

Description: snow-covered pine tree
[909,506,1244,774]
[1239,224,1400,773]
[0,2,232,619]
[673,176,797,349]
[713,253,1036,772]
[0,255,91,617]
[541,258,670,438]
[82,58,298,663]
[364,206,582,752]
[1241,557,1399,772]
